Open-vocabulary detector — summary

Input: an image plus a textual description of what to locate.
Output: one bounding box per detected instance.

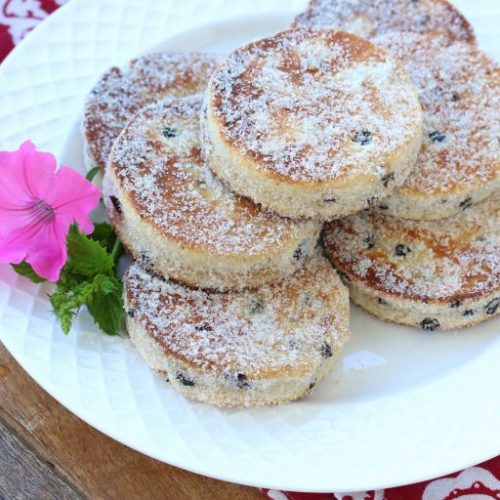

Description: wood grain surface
[0,343,264,500]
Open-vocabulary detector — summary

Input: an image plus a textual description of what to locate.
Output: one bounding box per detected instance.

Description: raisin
[381,172,395,188]
[364,234,376,249]
[316,232,325,249]
[377,297,387,305]
[109,196,122,214]
[162,127,177,138]
[127,309,135,318]
[463,309,474,316]
[320,343,333,358]
[367,196,378,207]
[420,318,440,331]
[451,92,459,102]
[302,294,312,306]
[176,372,195,387]
[485,297,499,315]
[394,244,411,257]
[378,203,389,210]
[249,299,265,314]
[459,197,473,210]
[428,130,446,143]
[308,381,316,390]
[195,324,212,332]
[450,300,461,308]
[235,373,251,390]
[352,129,373,146]
[338,271,351,283]
[293,240,307,260]
[323,197,336,203]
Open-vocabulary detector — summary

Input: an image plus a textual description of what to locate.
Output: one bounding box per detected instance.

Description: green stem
[85,166,100,182]
[111,238,122,264]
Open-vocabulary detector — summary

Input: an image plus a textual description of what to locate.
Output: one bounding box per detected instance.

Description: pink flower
[0,141,101,281]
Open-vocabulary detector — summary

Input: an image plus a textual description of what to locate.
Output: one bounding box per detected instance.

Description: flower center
[31,199,55,221]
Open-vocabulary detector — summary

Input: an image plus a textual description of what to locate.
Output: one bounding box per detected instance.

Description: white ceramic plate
[0,0,499,493]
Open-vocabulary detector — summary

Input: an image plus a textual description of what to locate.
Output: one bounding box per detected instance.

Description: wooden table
[0,343,264,500]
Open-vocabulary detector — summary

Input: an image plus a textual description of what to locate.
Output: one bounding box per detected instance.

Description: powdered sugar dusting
[83,51,221,168]
[209,29,421,182]
[293,0,474,43]
[110,95,316,255]
[125,255,349,374]
[324,195,500,301]
[375,32,500,195]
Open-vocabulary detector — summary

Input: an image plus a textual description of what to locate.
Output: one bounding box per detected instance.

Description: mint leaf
[66,225,113,277]
[49,224,124,336]
[86,274,123,335]
[50,273,123,336]
[89,222,116,253]
[85,166,100,182]
[50,279,97,334]
[11,261,46,283]
[56,266,81,292]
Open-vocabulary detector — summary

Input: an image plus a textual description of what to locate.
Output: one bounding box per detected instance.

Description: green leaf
[66,225,114,277]
[11,261,46,283]
[86,274,123,336]
[50,279,97,334]
[48,222,124,336]
[89,222,116,253]
[56,266,81,294]
[85,166,100,182]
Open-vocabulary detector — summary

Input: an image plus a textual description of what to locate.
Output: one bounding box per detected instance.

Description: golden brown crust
[372,32,499,219]
[208,28,420,183]
[124,254,350,377]
[83,51,221,169]
[204,28,422,219]
[105,95,320,290]
[323,195,500,305]
[292,0,475,44]
[108,95,318,256]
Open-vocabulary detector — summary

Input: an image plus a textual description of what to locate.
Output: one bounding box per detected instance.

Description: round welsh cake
[323,195,500,331]
[373,32,500,220]
[203,29,422,220]
[105,95,320,291]
[83,51,220,170]
[292,0,475,44]
[124,253,350,408]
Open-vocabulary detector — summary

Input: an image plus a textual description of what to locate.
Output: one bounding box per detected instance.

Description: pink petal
[0,142,101,280]
[0,242,26,265]
[0,141,41,207]
[0,215,70,281]
[45,165,101,234]
[0,209,41,239]
[26,220,68,282]
[20,141,60,200]
[0,140,53,236]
